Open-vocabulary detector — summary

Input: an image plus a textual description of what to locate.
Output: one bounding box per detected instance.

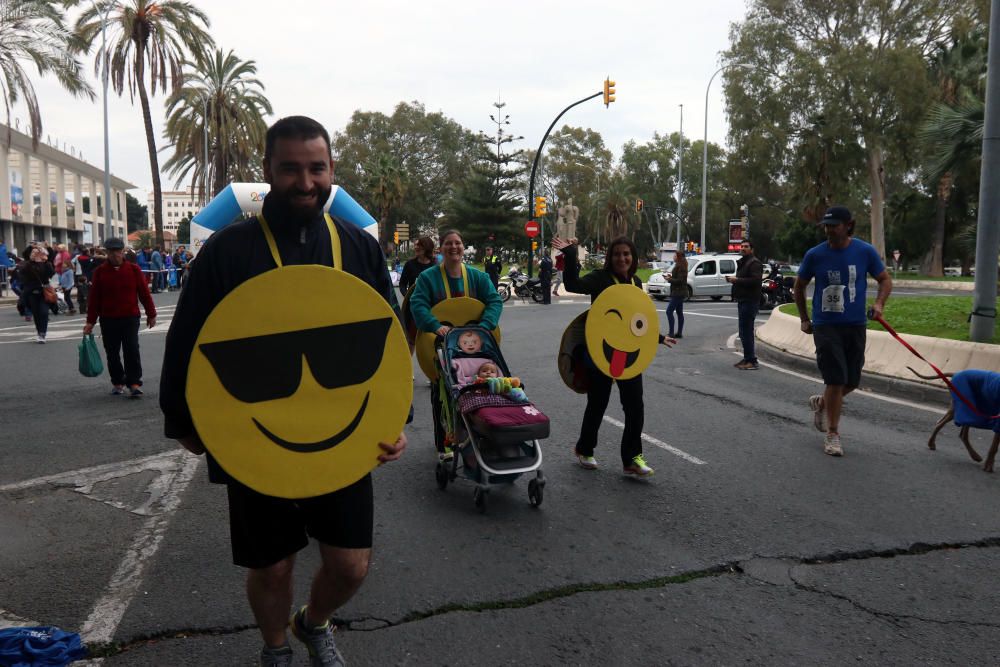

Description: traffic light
[532,241,538,251]
[603,77,616,107]
[534,196,547,217]
[635,198,644,213]
[393,231,399,244]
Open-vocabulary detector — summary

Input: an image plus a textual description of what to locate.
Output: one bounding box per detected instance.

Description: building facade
[0,123,134,252]
[149,185,203,235]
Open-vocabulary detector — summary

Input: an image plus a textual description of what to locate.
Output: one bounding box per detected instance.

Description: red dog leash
[869,311,1000,420]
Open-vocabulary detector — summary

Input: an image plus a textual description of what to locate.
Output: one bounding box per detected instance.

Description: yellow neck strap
[440,262,469,299]
[257,213,342,269]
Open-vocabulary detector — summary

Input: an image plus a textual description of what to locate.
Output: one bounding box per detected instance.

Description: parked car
[685,253,741,300]
[648,254,742,301]
[944,266,962,277]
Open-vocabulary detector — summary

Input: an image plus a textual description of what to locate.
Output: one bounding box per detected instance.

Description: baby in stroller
[435,327,548,509]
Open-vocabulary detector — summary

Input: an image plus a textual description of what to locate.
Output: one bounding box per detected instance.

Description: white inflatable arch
[189,183,378,256]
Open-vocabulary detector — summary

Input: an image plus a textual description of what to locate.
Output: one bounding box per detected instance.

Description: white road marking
[77,453,201,645]
[673,310,768,323]
[602,416,708,465]
[725,350,946,415]
[0,608,36,630]
[1,450,202,646]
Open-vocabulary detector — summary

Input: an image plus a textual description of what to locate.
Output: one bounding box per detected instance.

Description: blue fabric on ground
[950,369,1000,432]
[0,626,87,666]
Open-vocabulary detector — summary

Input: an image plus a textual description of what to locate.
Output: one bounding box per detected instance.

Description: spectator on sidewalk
[58,262,76,314]
[539,250,552,305]
[552,252,564,296]
[83,238,157,397]
[150,245,164,293]
[726,240,763,370]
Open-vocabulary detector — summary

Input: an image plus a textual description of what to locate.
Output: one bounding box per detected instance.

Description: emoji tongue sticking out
[609,348,628,378]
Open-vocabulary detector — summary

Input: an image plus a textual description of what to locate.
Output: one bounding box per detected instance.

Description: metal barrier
[0,266,8,297]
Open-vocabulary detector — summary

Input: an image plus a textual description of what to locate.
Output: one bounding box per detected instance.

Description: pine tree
[443,99,526,257]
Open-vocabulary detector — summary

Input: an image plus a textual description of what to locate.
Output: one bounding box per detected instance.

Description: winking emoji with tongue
[583,283,674,380]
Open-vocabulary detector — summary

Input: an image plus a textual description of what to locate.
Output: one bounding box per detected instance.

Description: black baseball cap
[820,206,852,224]
[105,238,125,250]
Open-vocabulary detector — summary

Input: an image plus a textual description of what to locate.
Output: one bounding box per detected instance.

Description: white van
[686,254,741,299]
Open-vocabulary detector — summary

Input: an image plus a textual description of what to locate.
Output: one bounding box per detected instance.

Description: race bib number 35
[822,284,845,313]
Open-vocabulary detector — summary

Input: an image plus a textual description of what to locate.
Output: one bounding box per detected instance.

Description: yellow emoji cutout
[584,284,659,380]
[187,264,411,499]
[415,297,501,380]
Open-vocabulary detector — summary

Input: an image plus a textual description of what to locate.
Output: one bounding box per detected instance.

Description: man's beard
[272,185,332,223]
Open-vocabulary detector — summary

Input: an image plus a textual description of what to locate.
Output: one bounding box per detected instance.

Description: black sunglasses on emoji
[199,318,393,403]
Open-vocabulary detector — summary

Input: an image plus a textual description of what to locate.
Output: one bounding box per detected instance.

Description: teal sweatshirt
[409,263,503,332]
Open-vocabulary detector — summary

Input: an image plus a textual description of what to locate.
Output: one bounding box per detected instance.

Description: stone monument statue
[556,198,580,240]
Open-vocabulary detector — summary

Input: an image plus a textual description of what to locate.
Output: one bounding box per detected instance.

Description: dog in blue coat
[909,367,1000,472]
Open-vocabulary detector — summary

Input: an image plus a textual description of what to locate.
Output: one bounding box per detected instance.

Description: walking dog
[908,367,1000,473]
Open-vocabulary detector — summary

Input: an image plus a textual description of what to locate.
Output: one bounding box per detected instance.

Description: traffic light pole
[526,91,603,278]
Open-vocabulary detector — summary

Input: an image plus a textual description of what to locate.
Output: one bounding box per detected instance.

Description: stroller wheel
[435,462,449,490]
[473,486,487,513]
[528,479,543,507]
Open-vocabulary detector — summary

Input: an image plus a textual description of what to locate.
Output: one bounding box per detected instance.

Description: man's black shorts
[813,324,866,388]
[226,474,373,569]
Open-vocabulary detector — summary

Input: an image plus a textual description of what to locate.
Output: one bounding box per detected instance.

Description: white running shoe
[809,395,826,432]
[823,432,843,457]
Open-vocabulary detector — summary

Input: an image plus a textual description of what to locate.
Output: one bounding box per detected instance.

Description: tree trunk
[926,175,950,277]
[865,144,886,260]
[136,57,164,248]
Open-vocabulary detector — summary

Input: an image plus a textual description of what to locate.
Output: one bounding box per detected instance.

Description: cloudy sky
[22,0,751,201]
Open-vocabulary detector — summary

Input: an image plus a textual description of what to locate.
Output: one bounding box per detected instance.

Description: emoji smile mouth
[602,341,639,378]
[252,392,370,453]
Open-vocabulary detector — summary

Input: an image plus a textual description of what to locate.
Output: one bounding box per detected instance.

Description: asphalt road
[1,289,998,666]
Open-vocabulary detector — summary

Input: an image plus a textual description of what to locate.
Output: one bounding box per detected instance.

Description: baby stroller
[433,326,548,512]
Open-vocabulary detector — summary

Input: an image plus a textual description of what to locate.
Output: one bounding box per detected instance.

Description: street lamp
[91,0,113,242]
[676,104,683,246]
[700,63,755,252]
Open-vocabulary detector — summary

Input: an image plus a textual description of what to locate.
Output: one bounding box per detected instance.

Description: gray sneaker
[809,395,827,432]
[291,606,346,666]
[823,432,844,457]
[259,644,294,667]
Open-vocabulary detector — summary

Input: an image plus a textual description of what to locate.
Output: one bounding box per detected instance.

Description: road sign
[396,223,409,241]
[525,220,540,238]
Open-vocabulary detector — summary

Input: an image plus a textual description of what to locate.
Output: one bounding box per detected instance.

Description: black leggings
[25,291,49,335]
[575,367,644,466]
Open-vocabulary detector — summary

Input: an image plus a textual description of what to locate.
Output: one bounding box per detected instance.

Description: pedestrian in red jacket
[83,238,157,397]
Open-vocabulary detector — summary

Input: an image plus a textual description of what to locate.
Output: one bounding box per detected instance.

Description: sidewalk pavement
[756,307,1000,406]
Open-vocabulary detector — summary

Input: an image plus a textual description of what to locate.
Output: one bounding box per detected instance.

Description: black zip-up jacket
[731,254,763,302]
[159,194,398,483]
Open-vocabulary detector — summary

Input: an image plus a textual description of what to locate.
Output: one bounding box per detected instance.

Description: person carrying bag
[78,333,104,377]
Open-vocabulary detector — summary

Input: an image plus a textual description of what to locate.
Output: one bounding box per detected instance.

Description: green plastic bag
[78,333,104,377]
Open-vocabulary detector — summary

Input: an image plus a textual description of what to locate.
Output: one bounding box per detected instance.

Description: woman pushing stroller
[552,235,676,477]
[409,229,503,459]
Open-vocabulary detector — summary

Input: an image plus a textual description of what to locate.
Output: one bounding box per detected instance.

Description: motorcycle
[760,266,794,309]
[498,268,545,303]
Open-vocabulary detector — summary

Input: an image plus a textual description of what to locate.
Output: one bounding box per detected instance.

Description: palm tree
[162,48,272,200]
[596,175,635,244]
[920,31,987,275]
[363,153,406,245]
[71,0,212,246]
[0,0,93,147]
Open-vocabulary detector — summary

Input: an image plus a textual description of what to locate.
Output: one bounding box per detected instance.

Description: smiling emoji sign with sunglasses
[583,283,660,380]
[187,264,411,499]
